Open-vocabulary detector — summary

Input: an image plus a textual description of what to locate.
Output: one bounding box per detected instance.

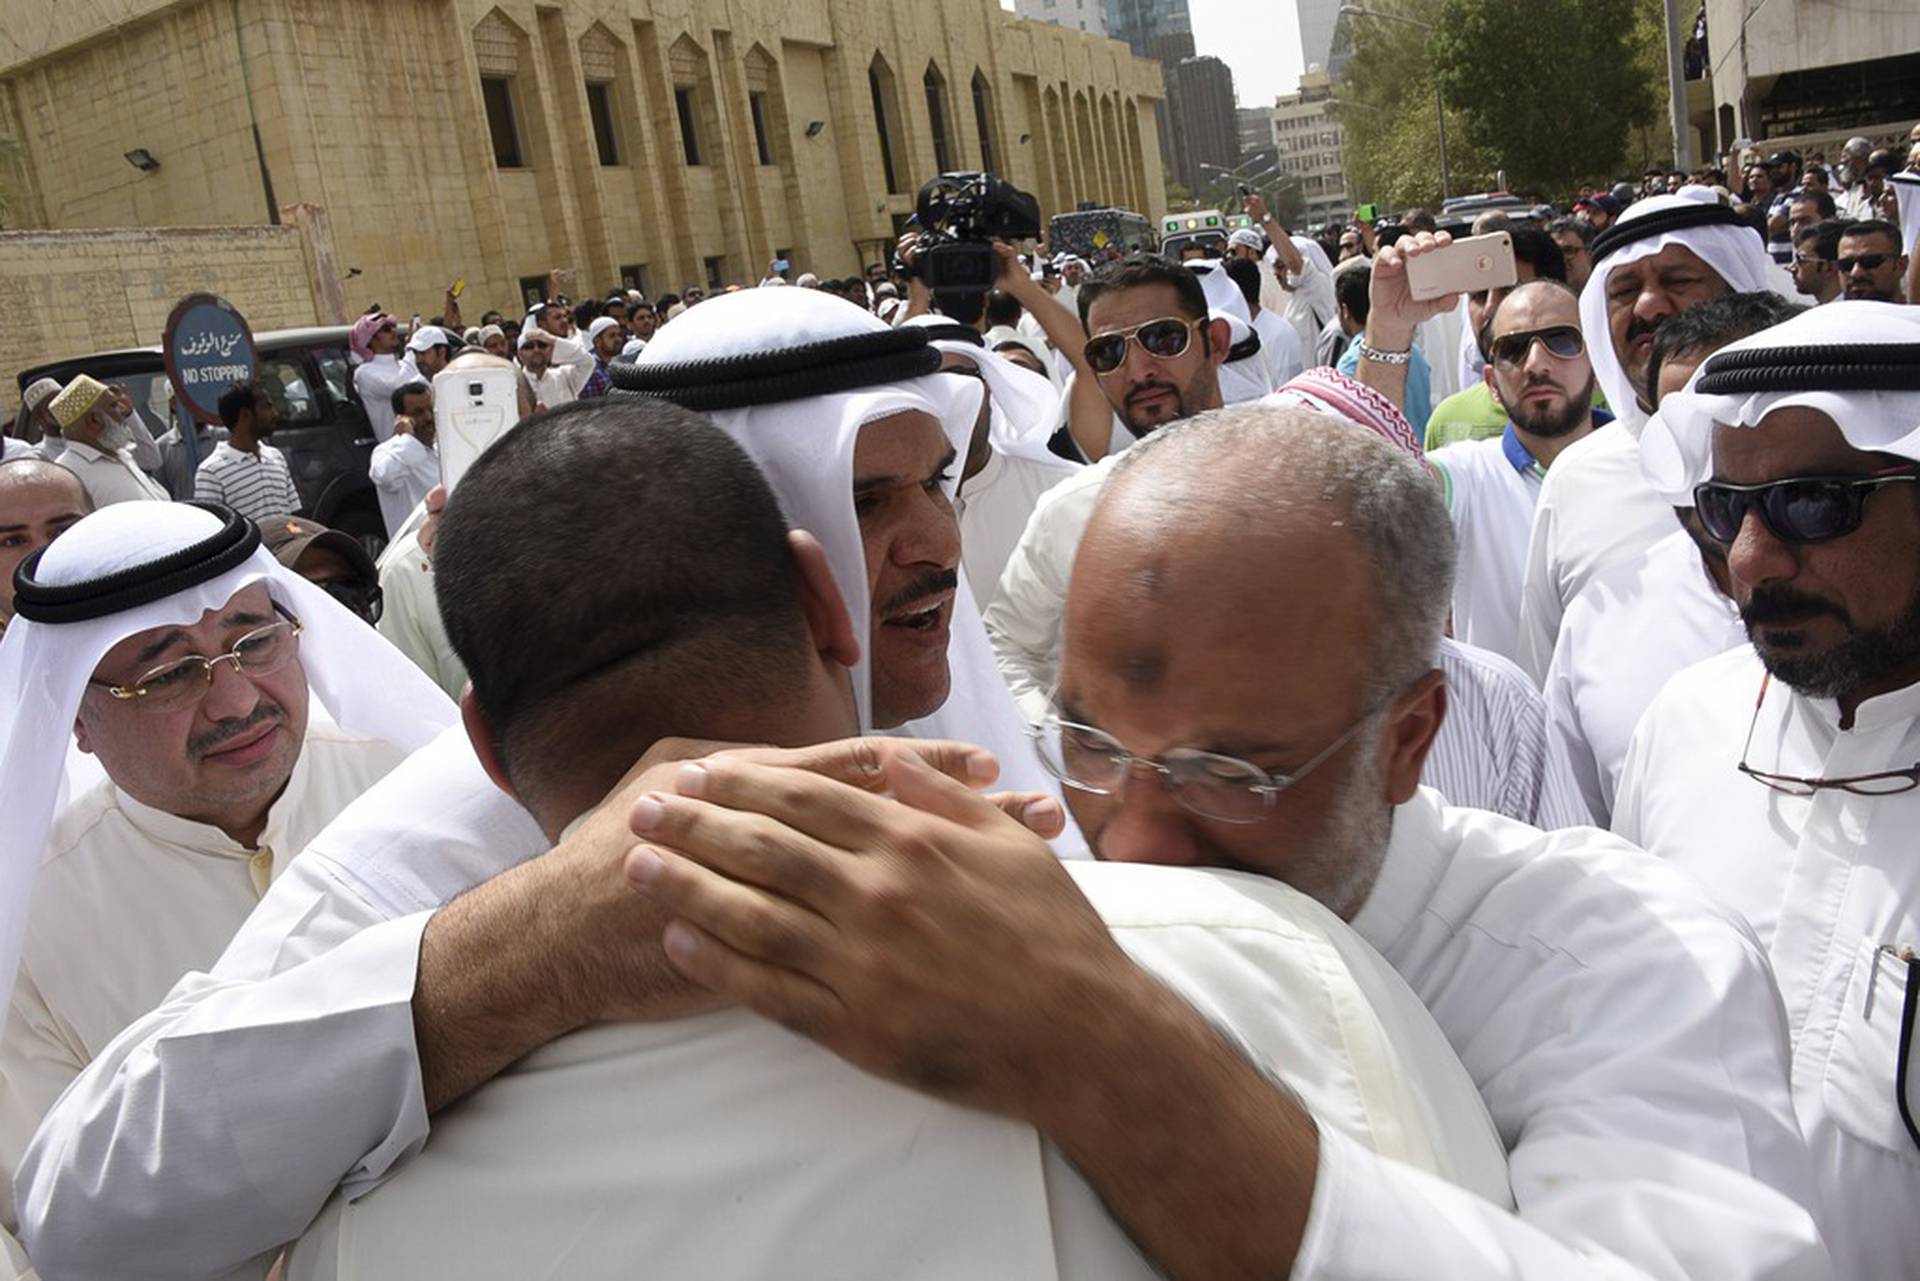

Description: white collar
[1348,789,1450,955]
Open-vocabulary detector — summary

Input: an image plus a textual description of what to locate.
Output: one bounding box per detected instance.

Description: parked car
[15,326,390,555]
[1438,191,1550,232]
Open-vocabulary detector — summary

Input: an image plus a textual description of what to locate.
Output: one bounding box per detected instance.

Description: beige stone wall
[0,0,1164,331]
[0,223,323,400]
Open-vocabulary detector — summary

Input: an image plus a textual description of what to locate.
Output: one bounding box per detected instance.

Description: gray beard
[98,415,136,452]
[1751,587,1920,701]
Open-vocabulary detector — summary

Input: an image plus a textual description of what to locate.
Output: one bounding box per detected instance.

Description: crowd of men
[0,121,1918,1281]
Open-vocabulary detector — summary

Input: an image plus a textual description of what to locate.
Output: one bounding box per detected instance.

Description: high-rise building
[1269,68,1350,225]
[1105,0,1192,59]
[1293,0,1342,84]
[1163,55,1239,196]
[1013,0,1107,39]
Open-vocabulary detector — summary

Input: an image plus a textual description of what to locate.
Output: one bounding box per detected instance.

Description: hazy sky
[1003,0,1311,109]
[1189,0,1309,108]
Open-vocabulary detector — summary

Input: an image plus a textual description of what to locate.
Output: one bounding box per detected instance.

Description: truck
[1159,209,1254,260]
[1046,207,1156,261]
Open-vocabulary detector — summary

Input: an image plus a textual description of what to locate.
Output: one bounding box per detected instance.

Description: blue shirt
[1338,341,1433,440]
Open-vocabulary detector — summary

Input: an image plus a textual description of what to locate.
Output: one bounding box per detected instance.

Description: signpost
[162,293,258,472]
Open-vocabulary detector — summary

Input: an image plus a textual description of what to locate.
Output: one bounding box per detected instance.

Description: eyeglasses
[1836,253,1894,274]
[1693,466,1920,545]
[1487,325,1585,370]
[1083,317,1202,375]
[1029,699,1383,824]
[1738,672,1920,796]
[1791,254,1832,271]
[90,611,304,713]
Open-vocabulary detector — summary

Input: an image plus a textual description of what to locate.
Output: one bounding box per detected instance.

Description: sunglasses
[1083,316,1202,374]
[1488,325,1585,369]
[1836,253,1895,274]
[1693,466,1920,544]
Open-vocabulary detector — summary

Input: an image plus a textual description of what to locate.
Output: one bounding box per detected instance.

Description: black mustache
[879,568,958,617]
[188,704,285,758]
[1742,586,1850,629]
[1625,315,1662,343]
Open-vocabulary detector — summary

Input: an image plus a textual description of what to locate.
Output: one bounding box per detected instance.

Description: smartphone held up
[1405,232,1518,302]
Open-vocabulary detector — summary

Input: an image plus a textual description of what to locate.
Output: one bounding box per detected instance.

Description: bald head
[0,459,92,621]
[1055,406,1455,916]
[1082,406,1455,697]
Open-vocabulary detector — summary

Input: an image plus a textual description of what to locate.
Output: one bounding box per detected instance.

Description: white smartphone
[1405,231,1518,301]
[434,363,521,492]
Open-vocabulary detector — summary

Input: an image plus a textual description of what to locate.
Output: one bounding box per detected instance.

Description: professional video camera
[902,171,1042,298]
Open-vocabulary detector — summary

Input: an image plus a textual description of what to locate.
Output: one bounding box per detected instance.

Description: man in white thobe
[45,377,169,508]
[1429,280,1606,661]
[0,501,454,1272]
[280,397,1508,1278]
[367,380,437,538]
[349,311,410,443]
[629,405,1829,1279]
[1513,187,1781,684]
[516,325,595,411]
[17,291,1070,1276]
[1614,301,1920,1278]
[1543,289,1803,823]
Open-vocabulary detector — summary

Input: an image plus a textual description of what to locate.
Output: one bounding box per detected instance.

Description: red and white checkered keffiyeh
[1262,367,1424,459]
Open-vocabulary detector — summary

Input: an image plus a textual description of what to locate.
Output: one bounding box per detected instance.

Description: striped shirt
[193,441,302,521]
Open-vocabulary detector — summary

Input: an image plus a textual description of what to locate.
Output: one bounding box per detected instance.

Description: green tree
[1337,0,1495,212]
[1431,0,1659,200]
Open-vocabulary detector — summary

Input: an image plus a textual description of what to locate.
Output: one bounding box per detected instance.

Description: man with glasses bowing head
[1616,300,1920,1278]
[0,501,453,1261]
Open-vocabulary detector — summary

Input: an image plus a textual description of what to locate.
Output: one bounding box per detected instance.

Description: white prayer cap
[21,378,60,413]
[611,289,1067,819]
[1228,228,1264,252]
[477,324,505,345]
[0,502,457,1003]
[903,314,1067,470]
[1581,187,1777,434]
[586,316,621,342]
[796,272,820,288]
[405,325,450,354]
[1640,300,1920,503]
[620,337,647,360]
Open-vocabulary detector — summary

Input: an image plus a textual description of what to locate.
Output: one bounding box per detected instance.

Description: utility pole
[1662,0,1694,171]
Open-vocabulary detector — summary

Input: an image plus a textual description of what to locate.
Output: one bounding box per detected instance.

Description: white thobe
[957,448,1078,611]
[23,721,1824,1279]
[285,860,1511,1280]
[1430,427,1543,662]
[522,336,597,412]
[1514,423,1674,685]
[0,720,407,1246]
[1270,238,1336,359]
[1614,650,1920,1279]
[52,440,168,508]
[374,521,467,700]
[367,433,438,539]
[1543,528,1744,825]
[1252,308,1305,386]
[983,452,1592,828]
[0,439,35,463]
[351,354,409,443]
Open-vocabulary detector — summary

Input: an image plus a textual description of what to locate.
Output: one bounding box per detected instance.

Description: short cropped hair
[1077,253,1209,329]
[434,397,813,810]
[1644,291,1806,409]
[390,380,430,414]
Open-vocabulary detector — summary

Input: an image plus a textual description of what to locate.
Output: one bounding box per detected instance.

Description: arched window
[869,55,905,194]
[924,63,954,174]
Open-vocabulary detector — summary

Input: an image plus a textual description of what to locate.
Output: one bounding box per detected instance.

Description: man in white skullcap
[1543,290,1800,824]
[0,501,455,1266]
[515,323,595,411]
[901,311,1079,609]
[46,375,169,507]
[279,395,1509,1281]
[578,314,623,399]
[4,379,59,463]
[1511,188,1780,683]
[17,293,1080,1276]
[1614,300,1920,1278]
[629,403,1826,1280]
